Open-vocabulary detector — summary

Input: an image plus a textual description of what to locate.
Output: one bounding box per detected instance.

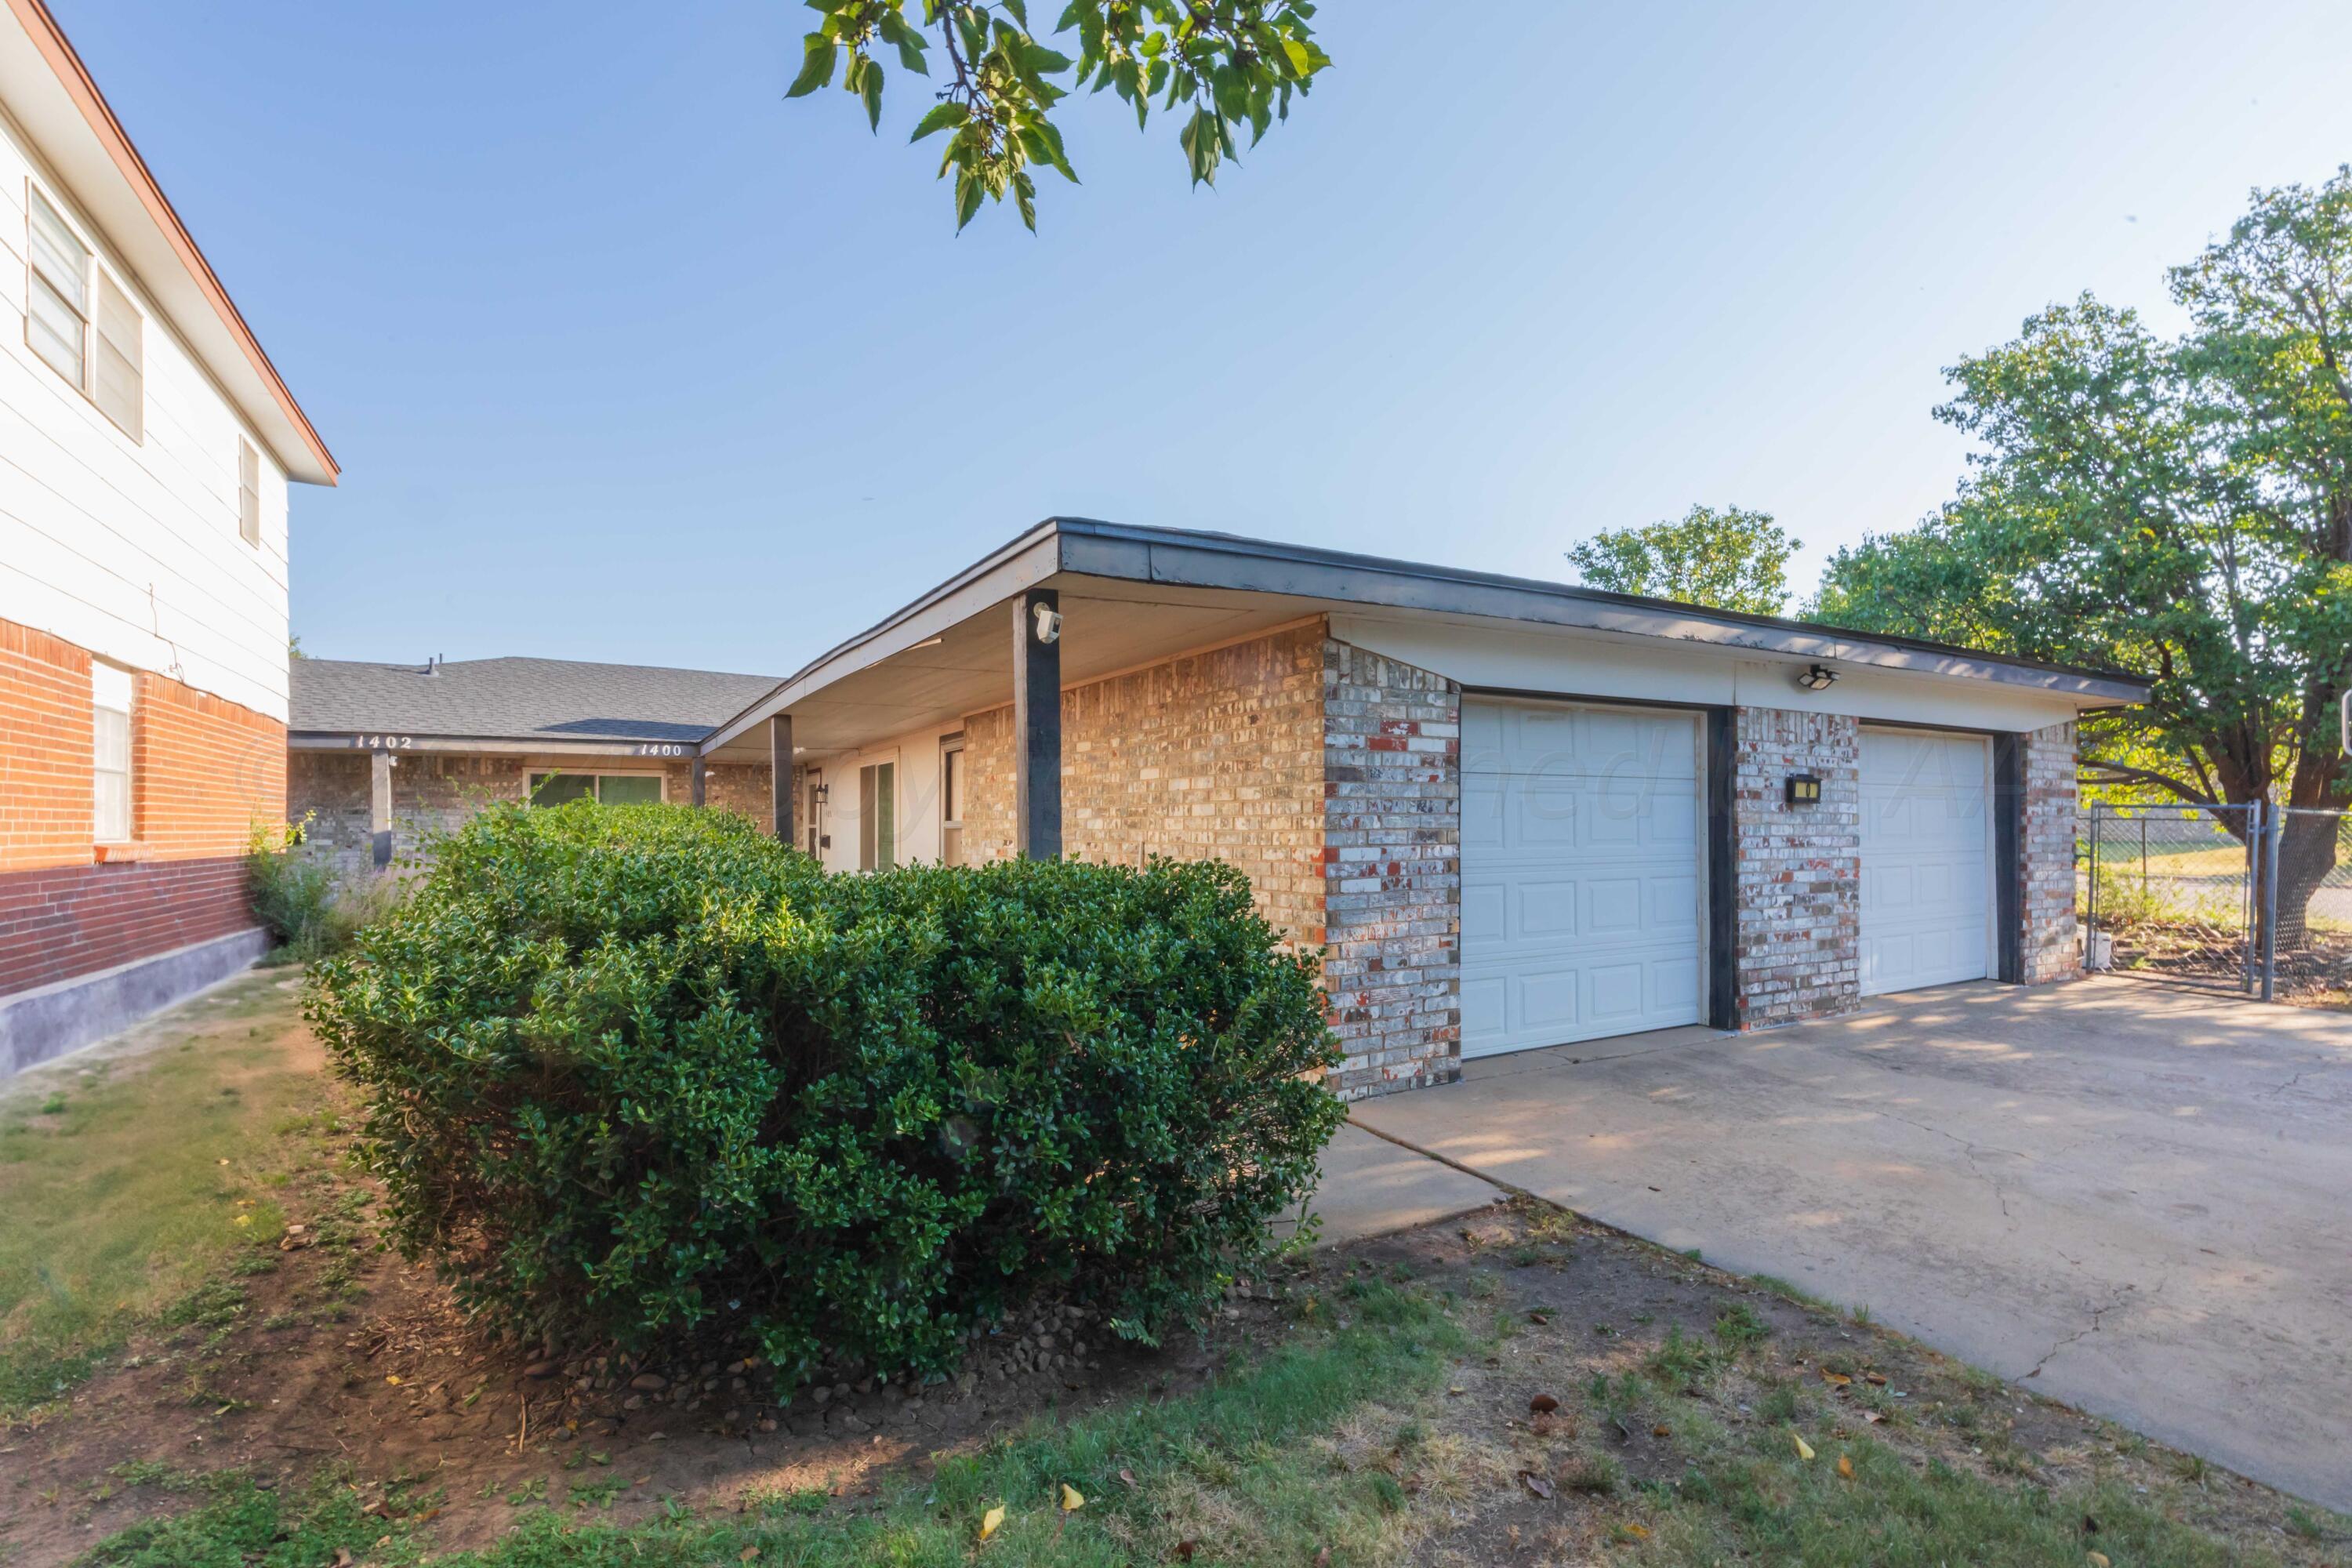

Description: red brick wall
[0,614,280,998]
[0,856,252,995]
[0,618,95,871]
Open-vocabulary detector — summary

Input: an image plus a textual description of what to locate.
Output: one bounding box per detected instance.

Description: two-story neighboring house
[0,0,336,1074]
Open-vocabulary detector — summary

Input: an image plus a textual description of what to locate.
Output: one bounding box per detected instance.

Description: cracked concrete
[1348,976,2352,1510]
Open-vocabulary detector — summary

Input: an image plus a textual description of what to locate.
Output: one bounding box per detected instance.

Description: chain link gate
[2263,808,2352,1004]
[2080,804,2261,993]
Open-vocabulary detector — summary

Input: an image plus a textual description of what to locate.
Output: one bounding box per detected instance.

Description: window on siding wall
[92,663,133,843]
[528,771,663,805]
[859,761,895,870]
[93,271,142,439]
[238,438,262,546]
[26,187,89,388]
[940,738,964,867]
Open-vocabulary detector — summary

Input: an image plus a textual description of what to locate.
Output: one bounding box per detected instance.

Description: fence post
[2261,807,2283,1003]
[2242,801,2261,996]
[2086,808,2100,968]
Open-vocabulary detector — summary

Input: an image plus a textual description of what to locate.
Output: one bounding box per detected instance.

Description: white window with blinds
[859,761,895,870]
[24,184,143,439]
[238,438,261,546]
[26,187,89,388]
[940,737,965,867]
[92,662,133,844]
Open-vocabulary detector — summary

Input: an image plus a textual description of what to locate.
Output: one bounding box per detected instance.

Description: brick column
[1729,706,1860,1027]
[2018,719,2082,984]
[1321,639,1461,1098]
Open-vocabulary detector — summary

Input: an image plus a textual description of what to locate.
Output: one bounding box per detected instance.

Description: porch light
[810,782,829,805]
[1795,662,1838,691]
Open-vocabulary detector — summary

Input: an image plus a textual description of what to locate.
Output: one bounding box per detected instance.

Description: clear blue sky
[55,1,2352,678]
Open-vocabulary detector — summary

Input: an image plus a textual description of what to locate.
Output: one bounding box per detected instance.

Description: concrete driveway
[1348,976,2352,1511]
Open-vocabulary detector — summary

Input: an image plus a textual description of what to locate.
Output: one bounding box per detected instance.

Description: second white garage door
[1460,698,1705,1059]
[1859,728,1993,997]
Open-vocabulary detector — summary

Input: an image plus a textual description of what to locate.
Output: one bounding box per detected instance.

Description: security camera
[1033,604,1062,644]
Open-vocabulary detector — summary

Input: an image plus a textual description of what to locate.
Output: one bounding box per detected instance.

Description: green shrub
[304,802,1343,1389]
[246,819,408,962]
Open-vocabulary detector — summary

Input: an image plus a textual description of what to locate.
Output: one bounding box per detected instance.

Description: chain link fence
[2079,802,2352,1005]
[2078,804,2259,992]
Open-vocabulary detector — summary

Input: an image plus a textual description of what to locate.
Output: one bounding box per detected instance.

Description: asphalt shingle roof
[289,657,782,746]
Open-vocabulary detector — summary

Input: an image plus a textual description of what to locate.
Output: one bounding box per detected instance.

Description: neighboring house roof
[291,657,782,747]
[702,517,2155,756]
[0,0,336,483]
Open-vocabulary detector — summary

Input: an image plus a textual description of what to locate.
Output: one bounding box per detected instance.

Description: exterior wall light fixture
[1795,662,1838,691]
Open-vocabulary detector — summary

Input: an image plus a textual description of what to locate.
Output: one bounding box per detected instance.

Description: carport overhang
[699,517,2153,768]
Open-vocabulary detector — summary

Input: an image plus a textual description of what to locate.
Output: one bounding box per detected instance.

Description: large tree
[1567,504,1799,615]
[786,1,1331,230]
[1813,169,2352,937]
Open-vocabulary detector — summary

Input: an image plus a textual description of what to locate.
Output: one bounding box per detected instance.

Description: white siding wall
[0,108,292,721]
[806,721,959,873]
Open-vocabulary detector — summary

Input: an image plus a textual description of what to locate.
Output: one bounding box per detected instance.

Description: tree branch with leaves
[786,0,1330,230]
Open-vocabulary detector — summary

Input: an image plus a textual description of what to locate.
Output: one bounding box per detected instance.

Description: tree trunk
[2269,808,2345,953]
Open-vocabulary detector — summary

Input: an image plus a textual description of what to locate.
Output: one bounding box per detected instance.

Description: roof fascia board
[699,524,1061,753]
[290,733,699,757]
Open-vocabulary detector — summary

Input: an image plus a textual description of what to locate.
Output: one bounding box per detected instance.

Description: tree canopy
[1566,504,1800,616]
[1813,167,2352,922]
[786,1,1330,230]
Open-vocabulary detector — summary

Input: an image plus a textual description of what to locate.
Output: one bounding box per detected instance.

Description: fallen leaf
[1117,1468,1137,1490]
[739,1550,760,1563]
[1864,1371,1888,1386]
[1527,1311,1551,1325]
[1529,1393,1560,1414]
[1837,1454,1855,1480]
[1792,1433,1816,1461]
[1173,1541,1198,1562]
[1620,1523,1651,1540]
[385,1375,401,1386]
[1061,1483,1085,1512]
[1652,1424,1671,1438]
[1863,1411,1886,1425]
[1447,1386,1466,1397]
[1820,1370,1851,1387]
[2089,1555,2111,1568]
[979,1504,1005,1541]
[1518,1470,1555,1500]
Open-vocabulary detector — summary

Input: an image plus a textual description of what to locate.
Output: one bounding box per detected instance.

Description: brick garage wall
[0,616,93,871]
[956,622,1328,946]
[0,617,281,998]
[1730,706,1860,1027]
[1322,639,1461,1099]
[2019,720,2081,985]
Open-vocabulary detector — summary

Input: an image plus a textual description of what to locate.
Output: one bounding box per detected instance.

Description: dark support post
[2261,807,2282,1002]
[770,715,794,845]
[1993,732,2024,984]
[1012,588,1062,858]
[1704,707,1737,1029]
[690,754,707,808]
[369,750,393,870]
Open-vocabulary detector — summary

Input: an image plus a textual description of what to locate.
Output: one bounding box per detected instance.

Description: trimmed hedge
[305,803,1343,1388]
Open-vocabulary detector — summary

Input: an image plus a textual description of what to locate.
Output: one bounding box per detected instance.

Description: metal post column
[770,715,794,846]
[1012,589,1062,859]
[2261,806,2283,1003]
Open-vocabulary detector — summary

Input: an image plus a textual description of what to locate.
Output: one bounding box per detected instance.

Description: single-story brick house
[695,518,2149,1099]
[287,656,778,870]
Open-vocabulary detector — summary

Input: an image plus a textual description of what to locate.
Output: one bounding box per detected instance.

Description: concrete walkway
[1297,1123,1505,1245]
[1348,978,2352,1511]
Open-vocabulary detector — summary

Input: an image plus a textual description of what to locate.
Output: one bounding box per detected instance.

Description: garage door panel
[1461,698,1707,1058]
[1860,729,1991,998]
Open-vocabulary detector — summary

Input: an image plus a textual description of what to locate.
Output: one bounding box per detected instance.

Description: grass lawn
[4,973,2347,1567]
[0,969,339,1417]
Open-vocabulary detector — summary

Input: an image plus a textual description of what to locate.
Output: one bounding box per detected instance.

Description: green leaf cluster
[789,1,1330,230]
[302,802,1343,1389]
[1566,503,1801,617]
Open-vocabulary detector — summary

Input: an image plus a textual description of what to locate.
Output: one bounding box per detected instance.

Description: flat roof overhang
[700,518,2155,763]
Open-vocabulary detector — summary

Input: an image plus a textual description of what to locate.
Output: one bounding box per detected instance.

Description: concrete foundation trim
[0,926,269,1077]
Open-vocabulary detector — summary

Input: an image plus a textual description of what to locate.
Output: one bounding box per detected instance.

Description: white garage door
[1859,728,1992,997]
[1460,698,1705,1059]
